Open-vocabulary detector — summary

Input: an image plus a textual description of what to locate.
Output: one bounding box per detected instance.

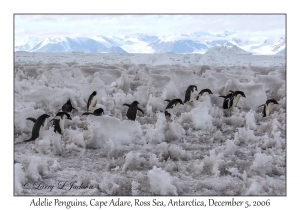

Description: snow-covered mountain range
[15,31,286,55]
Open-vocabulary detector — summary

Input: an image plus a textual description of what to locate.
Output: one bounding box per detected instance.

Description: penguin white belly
[39,119,47,137]
[232,94,241,107]
[202,92,208,97]
[60,116,66,133]
[89,97,97,111]
[172,102,180,110]
[197,94,201,101]
[266,103,274,116]
[198,92,208,101]
[166,108,174,115]
[189,91,195,102]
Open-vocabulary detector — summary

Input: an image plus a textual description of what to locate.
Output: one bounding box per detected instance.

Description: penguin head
[266,99,278,105]
[63,112,72,120]
[189,85,197,92]
[67,99,71,104]
[235,91,246,98]
[41,114,51,119]
[200,89,213,95]
[92,91,97,95]
[132,101,139,105]
[55,112,72,120]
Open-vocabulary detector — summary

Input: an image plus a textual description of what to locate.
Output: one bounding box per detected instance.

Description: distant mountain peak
[15,32,285,55]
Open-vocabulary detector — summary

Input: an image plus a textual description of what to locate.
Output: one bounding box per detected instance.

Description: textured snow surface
[14,52,286,195]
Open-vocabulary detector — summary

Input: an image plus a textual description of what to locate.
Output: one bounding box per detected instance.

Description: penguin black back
[165,99,184,109]
[25,114,50,142]
[196,89,213,100]
[62,99,77,113]
[82,108,104,116]
[184,85,198,103]
[123,101,144,121]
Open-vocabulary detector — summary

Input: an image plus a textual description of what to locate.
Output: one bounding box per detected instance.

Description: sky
[14,14,286,45]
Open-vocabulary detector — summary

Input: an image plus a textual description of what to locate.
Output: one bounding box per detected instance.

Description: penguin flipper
[164,99,171,102]
[137,107,144,114]
[26,117,36,123]
[123,104,131,107]
[258,104,265,108]
[219,95,226,98]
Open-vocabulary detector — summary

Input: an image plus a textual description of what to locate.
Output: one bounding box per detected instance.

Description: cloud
[14,14,285,40]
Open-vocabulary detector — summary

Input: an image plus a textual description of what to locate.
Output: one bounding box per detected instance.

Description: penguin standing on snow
[24,114,50,142]
[196,89,213,101]
[60,99,77,113]
[229,90,246,108]
[87,91,97,111]
[82,108,104,116]
[50,112,72,134]
[164,99,184,119]
[184,85,198,103]
[219,90,234,109]
[258,99,278,117]
[123,101,144,121]
[219,90,245,109]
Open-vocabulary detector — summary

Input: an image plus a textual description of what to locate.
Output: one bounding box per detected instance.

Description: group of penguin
[19,85,279,144]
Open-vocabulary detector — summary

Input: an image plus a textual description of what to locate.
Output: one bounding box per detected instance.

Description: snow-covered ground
[14,51,286,196]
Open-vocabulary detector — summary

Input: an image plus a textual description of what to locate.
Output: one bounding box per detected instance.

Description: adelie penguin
[219,90,234,109]
[123,101,144,121]
[196,89,213,101]
[229,90,246,108]
[82,108,104,116]
[50,112,72,135]
[164,99,184,119]
[60,99,77,113]
[219,90,245,109]
[184,85,198,103]
[258,99,278,117]
[24,114,50,142]
[87,91,97,111]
